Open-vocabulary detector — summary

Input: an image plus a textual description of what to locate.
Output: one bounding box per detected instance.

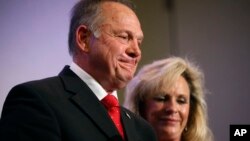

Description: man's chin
[115,74,133,87]
[114,67,135,86]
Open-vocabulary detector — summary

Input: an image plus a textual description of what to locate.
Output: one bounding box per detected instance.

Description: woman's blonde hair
[124,57,213,141]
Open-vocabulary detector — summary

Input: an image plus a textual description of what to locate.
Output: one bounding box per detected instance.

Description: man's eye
[117,35,129,40]
[114,33,130,44]
[137,40,142,48]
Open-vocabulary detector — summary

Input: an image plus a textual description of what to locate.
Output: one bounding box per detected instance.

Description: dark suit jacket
[0,66,156,141]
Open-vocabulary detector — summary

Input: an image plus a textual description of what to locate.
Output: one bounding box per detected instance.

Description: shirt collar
[69,62,118,100]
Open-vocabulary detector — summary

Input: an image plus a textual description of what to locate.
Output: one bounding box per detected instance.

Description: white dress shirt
[69,62,118,101]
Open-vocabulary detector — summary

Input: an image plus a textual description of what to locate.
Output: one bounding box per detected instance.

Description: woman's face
[143,76,190,141]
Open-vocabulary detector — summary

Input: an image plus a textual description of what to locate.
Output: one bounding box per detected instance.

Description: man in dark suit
[0,0,157,141]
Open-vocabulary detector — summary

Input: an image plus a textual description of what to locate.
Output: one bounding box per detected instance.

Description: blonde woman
[124,57,213,141]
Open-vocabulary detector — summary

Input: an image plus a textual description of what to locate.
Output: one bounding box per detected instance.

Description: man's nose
[126,39,141,59]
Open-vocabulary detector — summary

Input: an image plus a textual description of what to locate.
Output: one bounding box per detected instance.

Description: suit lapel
[121,108,141,141]
[70,91,121,139]
[59,66,123,140]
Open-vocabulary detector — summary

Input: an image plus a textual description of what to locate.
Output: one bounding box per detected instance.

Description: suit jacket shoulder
[0,66,157,141]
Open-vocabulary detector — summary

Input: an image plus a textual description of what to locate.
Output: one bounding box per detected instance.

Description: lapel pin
[125,112,131,119]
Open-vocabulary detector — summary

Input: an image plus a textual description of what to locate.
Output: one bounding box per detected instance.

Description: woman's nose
[164,100,178,114]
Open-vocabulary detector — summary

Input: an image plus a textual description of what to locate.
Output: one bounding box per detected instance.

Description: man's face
[87,2,143,91]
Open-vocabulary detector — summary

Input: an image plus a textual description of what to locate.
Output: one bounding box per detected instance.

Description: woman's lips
[159,117,180,125]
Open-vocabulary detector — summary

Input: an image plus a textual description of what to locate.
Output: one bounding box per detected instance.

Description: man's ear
[75,25,90,53]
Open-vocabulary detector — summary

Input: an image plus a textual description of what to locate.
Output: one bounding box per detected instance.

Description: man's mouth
[118,57,137,70]
[119,61,136,71]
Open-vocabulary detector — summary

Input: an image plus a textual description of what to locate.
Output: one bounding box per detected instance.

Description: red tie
[101,94,124,139]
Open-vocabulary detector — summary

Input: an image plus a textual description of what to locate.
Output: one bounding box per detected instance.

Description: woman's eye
[177,97,187,104]
[153,96,166,102]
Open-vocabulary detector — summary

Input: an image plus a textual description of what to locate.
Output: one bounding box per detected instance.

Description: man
[0,0,157,141]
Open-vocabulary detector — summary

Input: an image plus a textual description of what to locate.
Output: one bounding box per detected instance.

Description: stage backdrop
[0,0,78,114]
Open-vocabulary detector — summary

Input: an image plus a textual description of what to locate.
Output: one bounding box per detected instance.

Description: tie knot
[101,94,119,109]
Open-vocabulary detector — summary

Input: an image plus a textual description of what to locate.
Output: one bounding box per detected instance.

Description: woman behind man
[124,57,213,141]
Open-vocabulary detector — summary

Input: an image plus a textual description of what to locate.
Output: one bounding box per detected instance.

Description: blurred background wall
[1,0,250,141]
[0,0,75,115]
